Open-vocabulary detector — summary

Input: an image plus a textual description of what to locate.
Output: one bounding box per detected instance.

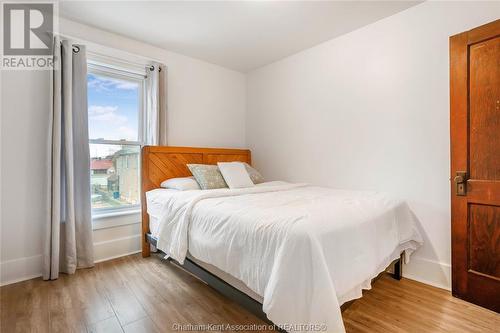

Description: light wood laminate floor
[1,253,498,332]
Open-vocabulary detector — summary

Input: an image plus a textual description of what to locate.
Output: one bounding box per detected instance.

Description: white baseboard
[0,254,43,286]
[93,234,142,263]
[1,234,142,286]
[403,256,451,290]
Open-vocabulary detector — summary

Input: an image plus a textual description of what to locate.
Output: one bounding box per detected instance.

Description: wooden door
[450,19,500,312]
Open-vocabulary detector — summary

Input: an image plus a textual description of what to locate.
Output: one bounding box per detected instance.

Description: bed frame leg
[393,254,403,280]
[142,234,151,258]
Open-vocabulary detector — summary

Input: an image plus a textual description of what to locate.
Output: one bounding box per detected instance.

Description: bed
[141,146,423,333]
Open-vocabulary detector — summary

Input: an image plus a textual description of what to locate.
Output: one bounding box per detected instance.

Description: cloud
[114,81,138,90]
[88,105,138,141]
[88,75,138,91]
[88,105,127,124]
[118,126,137,140]
[89,105,118,115]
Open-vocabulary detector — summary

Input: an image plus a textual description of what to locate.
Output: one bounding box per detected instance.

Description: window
[88,62,145,215]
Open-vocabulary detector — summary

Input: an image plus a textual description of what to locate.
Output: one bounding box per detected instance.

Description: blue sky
[87,73,139,145]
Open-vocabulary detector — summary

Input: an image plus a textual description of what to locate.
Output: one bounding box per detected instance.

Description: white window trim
[92,210,142,230]
[88,56,147,227]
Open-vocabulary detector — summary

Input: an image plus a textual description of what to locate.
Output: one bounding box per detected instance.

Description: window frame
[87,61,147,218]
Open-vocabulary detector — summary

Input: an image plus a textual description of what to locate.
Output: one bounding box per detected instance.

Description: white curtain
[44,38,94,280]
[145,62,167,145]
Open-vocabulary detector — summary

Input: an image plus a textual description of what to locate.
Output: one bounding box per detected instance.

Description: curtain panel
[145,62,167,145]
[44,38,94,280]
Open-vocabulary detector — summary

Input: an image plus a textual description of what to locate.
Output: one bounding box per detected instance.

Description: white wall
[0,19,246,285]
[2,2,499,290]
[1,70,51,284]
[246,1,500,290]
[60,18,247,148]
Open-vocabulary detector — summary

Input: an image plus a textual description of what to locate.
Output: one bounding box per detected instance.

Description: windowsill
[92,208,141,220]
[92,208,141,230]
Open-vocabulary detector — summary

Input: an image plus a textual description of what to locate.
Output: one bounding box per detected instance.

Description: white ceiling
[60,1,421,72]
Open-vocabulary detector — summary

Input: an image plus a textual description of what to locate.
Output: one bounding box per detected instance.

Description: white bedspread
[152,183,422,333]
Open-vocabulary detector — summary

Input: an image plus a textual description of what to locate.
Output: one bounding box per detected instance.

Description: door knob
[454,171,467,196]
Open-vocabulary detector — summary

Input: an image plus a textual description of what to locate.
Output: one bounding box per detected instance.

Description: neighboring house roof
[91,159,113,170]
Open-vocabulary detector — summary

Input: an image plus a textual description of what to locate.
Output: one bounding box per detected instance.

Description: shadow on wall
[403,207,451,290]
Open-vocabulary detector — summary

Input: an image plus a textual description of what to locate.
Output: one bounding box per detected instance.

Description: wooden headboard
[141,146,251,257]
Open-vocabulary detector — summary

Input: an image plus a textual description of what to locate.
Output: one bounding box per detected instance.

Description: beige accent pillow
[244,163,265,184]
[187,164,228,190]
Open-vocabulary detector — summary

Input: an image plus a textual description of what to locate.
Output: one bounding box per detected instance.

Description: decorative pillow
[244,163,265,184]
[217,162,254,189]
[160,176,201,191]
[187,164,228,190]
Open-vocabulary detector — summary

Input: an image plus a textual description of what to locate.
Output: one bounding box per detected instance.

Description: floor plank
[96,259,148,327]
[1,253,498,333]
[122,317,159,333]
[342,275,500,333]
[87,316,124,333]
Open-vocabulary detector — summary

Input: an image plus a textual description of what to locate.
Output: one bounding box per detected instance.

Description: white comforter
[152,182,422,333]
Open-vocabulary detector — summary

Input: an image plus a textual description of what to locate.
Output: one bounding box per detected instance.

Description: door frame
[450,19,500,304]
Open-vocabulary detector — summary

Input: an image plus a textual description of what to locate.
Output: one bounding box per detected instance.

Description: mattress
[186,254,264,302]
[147,188,177,238]
[146,182,288,238]
[147,183,422,332]
[149,215,161,238]
[147,188,265,302]
[150,218,263,301]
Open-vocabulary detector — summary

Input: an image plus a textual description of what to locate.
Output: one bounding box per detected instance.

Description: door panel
[469,204,500,279]
[470,37,500,181]
[450,19,500,313]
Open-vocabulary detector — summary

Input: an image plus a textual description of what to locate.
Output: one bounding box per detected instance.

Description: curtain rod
[55,32,164,68]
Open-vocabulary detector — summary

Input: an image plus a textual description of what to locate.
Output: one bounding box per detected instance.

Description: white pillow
[217,162,254,189]
[160,176,201,191]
